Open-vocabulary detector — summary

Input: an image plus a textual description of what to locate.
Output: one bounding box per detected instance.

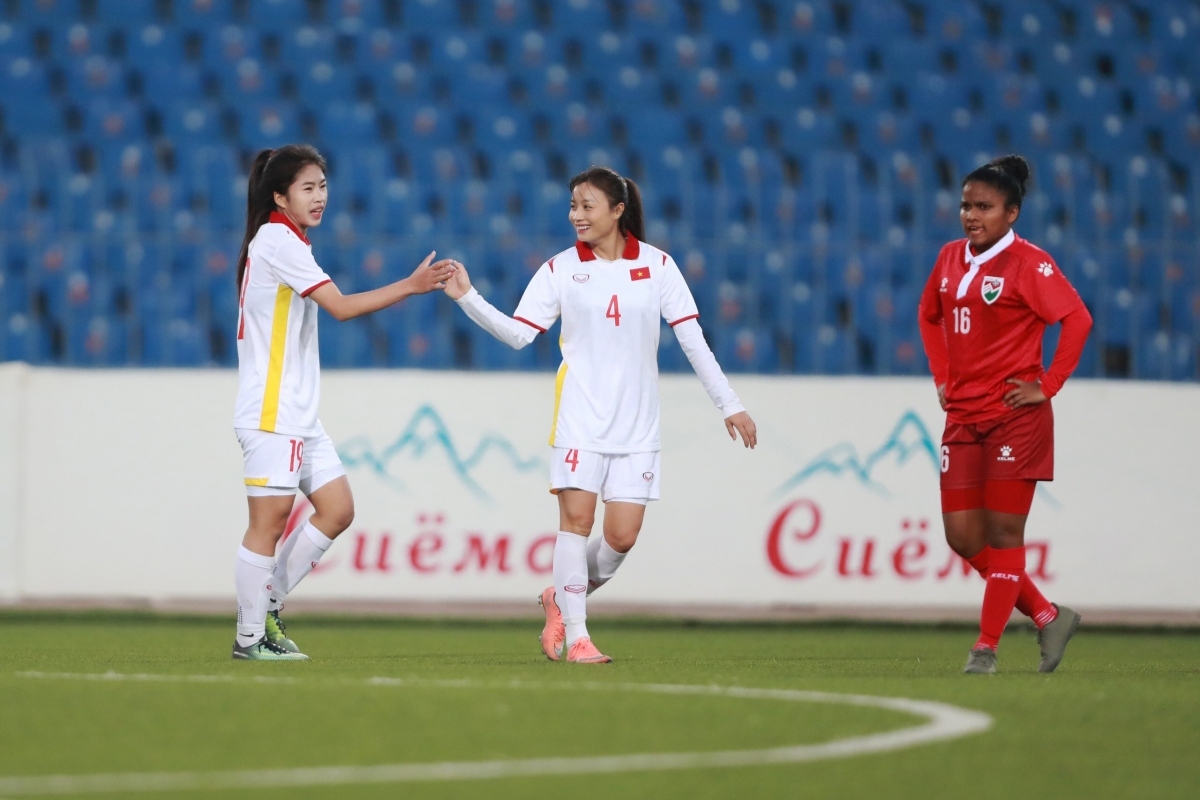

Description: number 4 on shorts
[564,449,580,472]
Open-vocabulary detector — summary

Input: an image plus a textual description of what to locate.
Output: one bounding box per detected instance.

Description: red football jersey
[918,231,1085,424]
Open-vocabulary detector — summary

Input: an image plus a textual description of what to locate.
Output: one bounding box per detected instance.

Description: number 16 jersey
[513,236,699,454]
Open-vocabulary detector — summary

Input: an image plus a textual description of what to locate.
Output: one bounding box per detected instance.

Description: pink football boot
[566,637,612,664]
[538,586,565,661]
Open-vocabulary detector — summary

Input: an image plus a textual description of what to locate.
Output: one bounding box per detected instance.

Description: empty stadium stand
[0,0,1196,378]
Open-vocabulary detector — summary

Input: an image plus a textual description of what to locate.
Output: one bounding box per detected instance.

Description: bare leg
[306,475,355,539]
[242,495,294,556]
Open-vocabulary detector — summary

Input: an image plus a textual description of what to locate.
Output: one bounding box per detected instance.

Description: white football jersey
[514,237,699,454]
[233,213,332,437]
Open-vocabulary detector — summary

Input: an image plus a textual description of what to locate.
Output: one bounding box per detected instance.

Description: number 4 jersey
[512,237,701,454]
[918,230,1086,425]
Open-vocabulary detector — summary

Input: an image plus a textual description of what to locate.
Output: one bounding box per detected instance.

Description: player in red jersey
[918,155,1093,674]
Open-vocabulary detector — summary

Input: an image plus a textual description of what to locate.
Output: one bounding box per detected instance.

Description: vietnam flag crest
[630,266,651,281]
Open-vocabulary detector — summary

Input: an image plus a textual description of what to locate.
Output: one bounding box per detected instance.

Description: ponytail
[568,166,645,243]
[620,177,645,242]
[237,149,275,288]
[236,143,328,287]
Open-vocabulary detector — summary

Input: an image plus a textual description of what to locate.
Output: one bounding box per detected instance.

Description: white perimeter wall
[0,362,1197,611]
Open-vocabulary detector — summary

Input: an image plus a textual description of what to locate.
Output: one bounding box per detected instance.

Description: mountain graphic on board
[776,409,1059,507]
[336,405,544,500]
[776,410,939,497]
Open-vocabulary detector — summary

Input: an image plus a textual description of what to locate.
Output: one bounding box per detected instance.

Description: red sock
[966,547,1058,629]
[976,546,1026,651]
[967,549,989,577]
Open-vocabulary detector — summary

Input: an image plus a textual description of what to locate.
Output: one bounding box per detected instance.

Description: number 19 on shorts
[289,439,304,473]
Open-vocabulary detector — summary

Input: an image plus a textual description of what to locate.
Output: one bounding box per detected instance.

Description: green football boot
[232,637,309,661]
[963,647,997,674]
[265,609,300,654]
[1037,604,1081,673]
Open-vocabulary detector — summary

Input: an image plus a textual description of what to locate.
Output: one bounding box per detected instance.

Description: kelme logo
[981,276,1004,305]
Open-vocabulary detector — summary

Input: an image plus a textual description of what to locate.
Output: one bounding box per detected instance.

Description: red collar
[575,234,640,262]
[270,211,310,245]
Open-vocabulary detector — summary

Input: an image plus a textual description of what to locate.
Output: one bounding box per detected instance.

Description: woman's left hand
[725,411,757,449]
[1003,378,1047,409]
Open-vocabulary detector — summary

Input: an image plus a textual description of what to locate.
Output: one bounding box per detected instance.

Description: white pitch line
[2,672,992,796]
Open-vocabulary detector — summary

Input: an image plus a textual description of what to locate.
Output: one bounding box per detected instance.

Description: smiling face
[274,162,327,231]
[960,181,1020,253]
[568,182,623,245]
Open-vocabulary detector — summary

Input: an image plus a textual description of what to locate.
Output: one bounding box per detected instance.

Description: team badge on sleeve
[630,267,651,281]
[981,276,1004,305]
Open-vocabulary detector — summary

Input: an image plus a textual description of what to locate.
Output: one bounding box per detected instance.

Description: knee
[605,529,639,554]
[944,529,976,559]
[561,509,594,535]
[315,502,354,538]
[985,525,1023,550]
[329,503,355,536]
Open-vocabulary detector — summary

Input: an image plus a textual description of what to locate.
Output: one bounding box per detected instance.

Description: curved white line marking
[3,672,991,795]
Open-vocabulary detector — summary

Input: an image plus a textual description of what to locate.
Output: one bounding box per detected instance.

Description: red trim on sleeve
[514,316,547,333]
[662,254,667,265]
[269,211,311,245]
[669,313,700,327]
[547,257,555,273]
[300,278,332,298]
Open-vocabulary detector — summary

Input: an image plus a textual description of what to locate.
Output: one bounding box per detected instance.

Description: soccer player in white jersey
[444,166,757,663]
[232,144,455,660]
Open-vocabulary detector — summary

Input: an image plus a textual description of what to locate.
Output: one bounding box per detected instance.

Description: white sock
[235,546,275,648]
[586,534,629,596]
[554,531,589,647]
[269,521,334,611]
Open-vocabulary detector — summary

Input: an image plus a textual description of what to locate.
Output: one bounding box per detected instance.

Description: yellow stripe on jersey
[259,283,294,432]
[244,477,270,486]
[548,359,568,446]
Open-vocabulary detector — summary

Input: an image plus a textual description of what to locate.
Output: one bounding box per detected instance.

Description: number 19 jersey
[514,237,699,454]
[234,213,332,437]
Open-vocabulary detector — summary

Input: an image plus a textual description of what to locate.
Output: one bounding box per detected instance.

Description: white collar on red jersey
[575,234,640,262]
[957,229,1015,300]
[963,228,1015,267]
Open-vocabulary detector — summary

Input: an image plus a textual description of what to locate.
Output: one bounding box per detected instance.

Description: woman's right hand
[936,383,947,410]
[443,260,472,300]
[405,252,457,295]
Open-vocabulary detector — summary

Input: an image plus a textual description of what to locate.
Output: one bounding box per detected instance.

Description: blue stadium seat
[1137,331,1196,381]
[1,313,51,364]
[140,317,208,366]
[0,0,1193,380]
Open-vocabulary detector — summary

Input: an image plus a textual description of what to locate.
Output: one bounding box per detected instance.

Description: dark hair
[568,166,645,243]
[236,144,328,286]
[962,154,1031,210]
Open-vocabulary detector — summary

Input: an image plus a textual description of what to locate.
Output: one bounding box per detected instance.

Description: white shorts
[236,427,346,497]
[549,447,660,505]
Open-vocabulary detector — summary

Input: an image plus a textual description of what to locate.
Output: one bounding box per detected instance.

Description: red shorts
[940,402,1053,513]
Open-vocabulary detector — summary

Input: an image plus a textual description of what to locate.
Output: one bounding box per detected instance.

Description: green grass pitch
[1,612,1198,799]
